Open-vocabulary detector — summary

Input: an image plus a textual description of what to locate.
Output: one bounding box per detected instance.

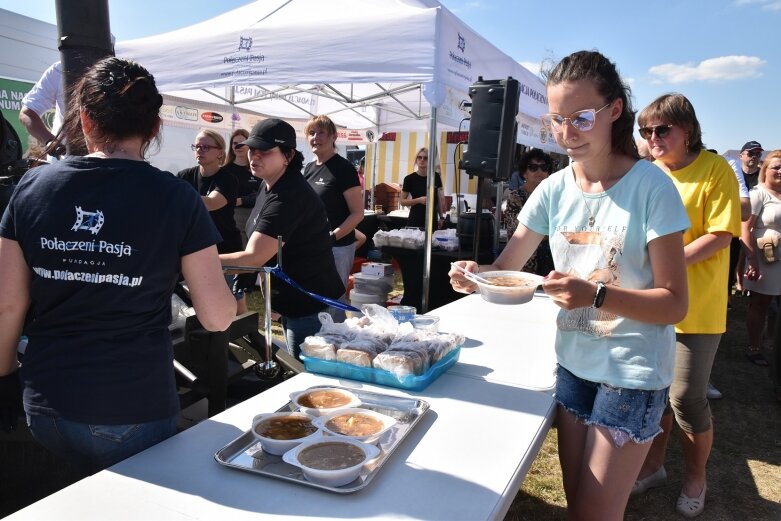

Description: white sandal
[630,466,667,496]
[676,482,706,518]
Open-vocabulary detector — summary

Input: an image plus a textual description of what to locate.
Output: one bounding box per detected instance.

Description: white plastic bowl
[282,437,381,487]
[313,407,397,445]
[474,271,543,305]
[290,387,362,417]
[250,412,322,455]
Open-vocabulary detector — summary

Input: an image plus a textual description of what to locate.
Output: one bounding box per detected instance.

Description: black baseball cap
[244,118,297,150]
[741,141,763,152]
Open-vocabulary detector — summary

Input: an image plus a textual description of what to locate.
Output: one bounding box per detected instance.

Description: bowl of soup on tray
[282,437,381,487]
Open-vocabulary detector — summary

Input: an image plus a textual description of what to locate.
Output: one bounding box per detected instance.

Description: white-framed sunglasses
[541,102,612,133]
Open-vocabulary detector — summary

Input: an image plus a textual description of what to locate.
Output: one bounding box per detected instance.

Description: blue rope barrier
[269,266,361,313]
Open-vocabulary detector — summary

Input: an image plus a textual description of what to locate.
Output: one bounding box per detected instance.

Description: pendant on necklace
[588,216,595,227]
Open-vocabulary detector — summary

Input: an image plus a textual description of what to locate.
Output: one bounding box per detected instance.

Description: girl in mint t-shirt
[448,51,690,520]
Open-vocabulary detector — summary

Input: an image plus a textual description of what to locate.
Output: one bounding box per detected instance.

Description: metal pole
[422,107,438,313]
[260,270,276,373]
[55,0,113,155]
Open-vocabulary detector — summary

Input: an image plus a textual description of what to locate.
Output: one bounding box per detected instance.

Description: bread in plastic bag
[300,336,337,361]
[373,349,427,377]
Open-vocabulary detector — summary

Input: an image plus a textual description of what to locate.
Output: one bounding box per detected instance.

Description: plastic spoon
[450,262,495,285]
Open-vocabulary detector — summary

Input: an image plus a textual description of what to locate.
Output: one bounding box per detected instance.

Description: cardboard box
[361,262,393,277]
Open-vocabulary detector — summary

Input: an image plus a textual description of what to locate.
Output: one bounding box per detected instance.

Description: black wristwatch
[592,282,607,309]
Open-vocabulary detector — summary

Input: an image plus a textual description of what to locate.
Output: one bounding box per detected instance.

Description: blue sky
[2,0,777,154]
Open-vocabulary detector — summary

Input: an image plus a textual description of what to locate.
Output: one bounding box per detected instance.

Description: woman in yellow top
[632,93,740,518]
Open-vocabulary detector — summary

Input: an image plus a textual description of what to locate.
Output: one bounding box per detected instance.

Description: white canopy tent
[116,0,560,311]
[116,0,559,151]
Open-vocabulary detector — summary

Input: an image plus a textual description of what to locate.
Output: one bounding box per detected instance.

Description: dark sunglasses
[745,149,762,158]
[232,142,246,149]
[638,124,673,140]
[417,155,428,160]
[527,163,548,173]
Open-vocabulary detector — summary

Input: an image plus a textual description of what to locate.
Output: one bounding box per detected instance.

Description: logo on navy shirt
[71,206,104,235]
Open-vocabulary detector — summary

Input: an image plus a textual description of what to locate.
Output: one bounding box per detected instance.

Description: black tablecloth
[382,246,494,312]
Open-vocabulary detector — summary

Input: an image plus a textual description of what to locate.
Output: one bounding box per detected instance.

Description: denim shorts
[554,365,669,447]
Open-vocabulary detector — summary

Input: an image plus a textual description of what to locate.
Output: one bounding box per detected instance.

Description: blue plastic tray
[300,346,461,392]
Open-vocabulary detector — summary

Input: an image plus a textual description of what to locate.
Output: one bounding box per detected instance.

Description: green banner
[0,77,47,156]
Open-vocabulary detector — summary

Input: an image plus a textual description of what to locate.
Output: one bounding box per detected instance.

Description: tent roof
[117,0,560,152]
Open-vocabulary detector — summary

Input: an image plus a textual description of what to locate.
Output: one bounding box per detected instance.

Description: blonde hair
[304,115,337,150]
[195,129,226,163]
[759,150,781,183]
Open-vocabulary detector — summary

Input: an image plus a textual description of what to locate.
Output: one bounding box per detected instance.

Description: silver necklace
[575,175,599,227]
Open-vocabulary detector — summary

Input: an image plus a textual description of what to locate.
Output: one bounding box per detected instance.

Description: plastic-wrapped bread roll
[373,349,427,377]
[336,341,380,367]
[300,336,337,360]
[385,341,431,373]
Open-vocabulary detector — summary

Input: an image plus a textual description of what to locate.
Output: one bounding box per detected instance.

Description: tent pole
[421,107,438,313]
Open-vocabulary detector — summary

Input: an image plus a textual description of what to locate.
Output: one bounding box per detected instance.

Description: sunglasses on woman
[541,102,611,133]
[638,124,673,140]
[527,163,548,173]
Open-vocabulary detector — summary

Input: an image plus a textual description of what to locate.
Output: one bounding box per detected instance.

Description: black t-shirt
[247,170,344,317]
[0,157,221,424]
[402,171,443,228]
[222,161,260,207]
[177,166,243,253]
[303,154,361,247]
[743,169,759,191]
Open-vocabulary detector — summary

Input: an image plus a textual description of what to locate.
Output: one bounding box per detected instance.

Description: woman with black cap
[219,119,344,359]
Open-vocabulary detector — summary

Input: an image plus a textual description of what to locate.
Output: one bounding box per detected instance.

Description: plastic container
[250,412,322,455]
[387,305,416,323]
[411,315,440,332]
[282,437,381,487]
[352,273,394,295]
[300,346,461,392]
[349,290,388,317]
[474,271,543,305]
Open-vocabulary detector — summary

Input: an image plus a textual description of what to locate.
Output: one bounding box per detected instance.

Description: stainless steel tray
[214,385,430,494]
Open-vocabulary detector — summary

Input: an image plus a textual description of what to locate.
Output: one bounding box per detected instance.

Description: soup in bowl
[474,271,543,305]
[251,412,321,455]
[290,387,362,417]
[314,408,397,444]
[282,438,381,487]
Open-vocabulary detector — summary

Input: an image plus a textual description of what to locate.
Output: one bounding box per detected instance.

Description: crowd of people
[1,47,778,520]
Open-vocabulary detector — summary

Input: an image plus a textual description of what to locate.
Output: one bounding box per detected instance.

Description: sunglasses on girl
[527,163,548,173]
[541,102,611,133]
[232,142,246,149]
[638,124,673,140]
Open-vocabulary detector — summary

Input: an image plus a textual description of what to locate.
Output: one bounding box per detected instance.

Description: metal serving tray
[214,385,430,494]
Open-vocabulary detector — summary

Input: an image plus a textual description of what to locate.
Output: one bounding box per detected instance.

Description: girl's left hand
[541,271,594,310]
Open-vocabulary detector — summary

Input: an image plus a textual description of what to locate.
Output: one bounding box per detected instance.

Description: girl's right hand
[449,260,479,294]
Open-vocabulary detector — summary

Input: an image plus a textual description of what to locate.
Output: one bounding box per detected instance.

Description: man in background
[19,61,65,159]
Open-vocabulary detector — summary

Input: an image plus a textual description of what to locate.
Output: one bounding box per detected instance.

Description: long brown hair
[545,50,639,160]
[62,57,163,157]
[224,128,249,166]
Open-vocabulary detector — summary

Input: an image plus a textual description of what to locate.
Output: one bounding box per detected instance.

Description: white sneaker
[706,382,722,400]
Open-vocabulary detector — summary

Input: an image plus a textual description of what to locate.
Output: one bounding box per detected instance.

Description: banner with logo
[0,77,36,154]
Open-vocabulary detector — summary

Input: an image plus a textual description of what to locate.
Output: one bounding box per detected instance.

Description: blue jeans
[27,413,178,474]
[281,312,323,360]
[554,365,669,447]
